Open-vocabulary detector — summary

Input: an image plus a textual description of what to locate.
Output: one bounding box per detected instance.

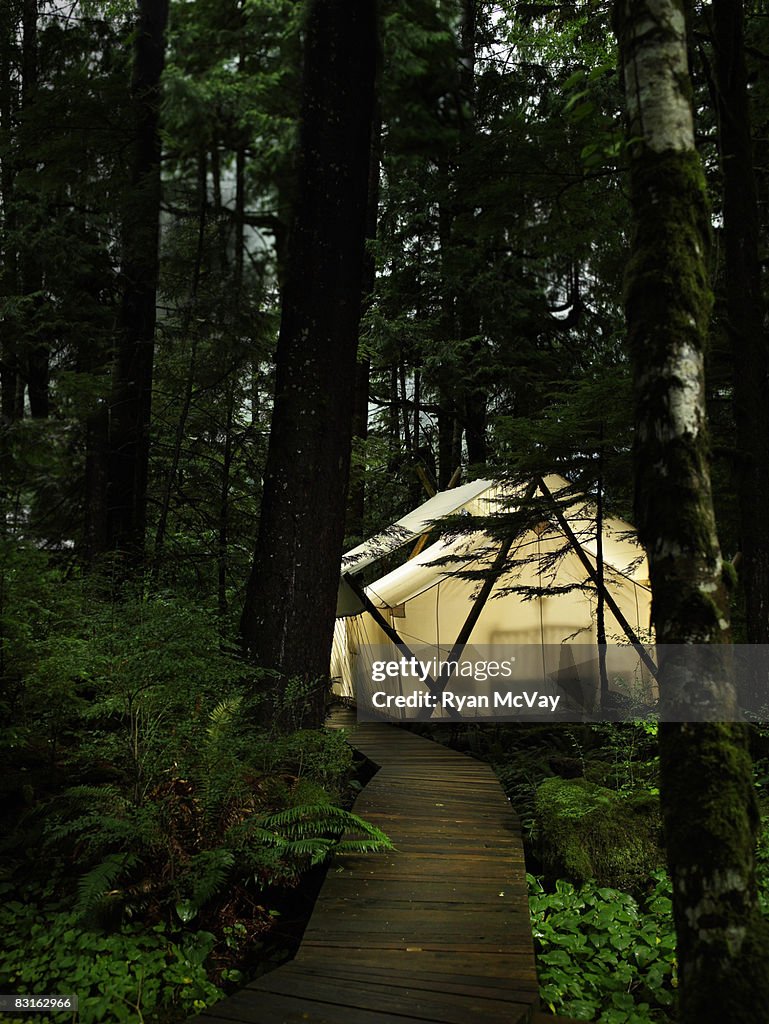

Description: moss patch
[535,777,664,892]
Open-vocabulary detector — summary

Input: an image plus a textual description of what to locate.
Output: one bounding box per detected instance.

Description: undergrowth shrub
[534,777,663,891]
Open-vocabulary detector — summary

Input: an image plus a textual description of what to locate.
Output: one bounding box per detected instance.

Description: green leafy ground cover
[529,872,677,1023]
[0,906,221,1021]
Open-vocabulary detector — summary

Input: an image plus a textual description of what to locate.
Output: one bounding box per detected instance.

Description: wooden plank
[316,881,527,904]
[302,926,533,944]
[252,967,528,1023]
[280,961,539,1000]
[194,987,456,1024]
[300,938,532,952]
[294,944,538,980]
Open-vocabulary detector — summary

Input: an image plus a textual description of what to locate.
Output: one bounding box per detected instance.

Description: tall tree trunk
[83,403,109,563]
[218,71,246,618]
[456,0,486,470]
[347,357,370,540]
[616,2,769,1019]
[21,0,48,419]
[106,0,169,566]
[239,0,377,723]
[0,3,22,424]
[437,393,456,489]
[437,163,458,490]
[398,353,412,453]
[713,0,769,648]
[150,150,207,585]
[346,111,381,541]
[217,396,234,621]
[595,426,609,712]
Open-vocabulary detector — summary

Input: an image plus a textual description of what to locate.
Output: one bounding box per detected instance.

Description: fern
[186,848,236,911]
[207,697,242,742]
[259,804,393,848]
[75,852,140,913]
[47,812,141,849]
[55,784,133,812]
[41,784,165,865]
[226,803,393,881]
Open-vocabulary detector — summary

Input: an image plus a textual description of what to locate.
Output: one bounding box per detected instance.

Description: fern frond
[333,839,396,856]
[187,848,235,910]
[44,814,136,855]
[62,784,132,809]
[75,852,139,913]
[207,697,242,741]
[258,803,355,833]
[279,838,335,866]
[44,814,103,844]
[260,804,393,847]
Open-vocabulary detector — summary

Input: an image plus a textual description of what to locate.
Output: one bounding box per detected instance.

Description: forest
[3,0,769,1022]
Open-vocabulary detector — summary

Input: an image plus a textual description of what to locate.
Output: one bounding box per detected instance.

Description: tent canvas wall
[331,475,653,714]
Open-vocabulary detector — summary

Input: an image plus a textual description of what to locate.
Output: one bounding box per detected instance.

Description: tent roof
[337,474,649,617]
[340,477,494,577]
[364,528,486,608]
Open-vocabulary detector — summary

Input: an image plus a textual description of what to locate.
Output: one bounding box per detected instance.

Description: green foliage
[575,722,659,795]
[0,901,222,1023]
[756,814,769,916]
[0,541,82,756]
[23,689,387,923]
[2,561,391,1003]
[1,563,250,793]
[529,872,677,1023]
[219,802,393,900]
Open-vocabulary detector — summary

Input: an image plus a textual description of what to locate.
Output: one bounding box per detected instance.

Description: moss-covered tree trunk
[239,0,377,724]
[615,1,769,1019]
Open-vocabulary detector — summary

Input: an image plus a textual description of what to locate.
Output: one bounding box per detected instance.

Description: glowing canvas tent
[331,475,653,712]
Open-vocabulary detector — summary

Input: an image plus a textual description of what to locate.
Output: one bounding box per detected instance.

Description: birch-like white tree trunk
[615,1,769,1019]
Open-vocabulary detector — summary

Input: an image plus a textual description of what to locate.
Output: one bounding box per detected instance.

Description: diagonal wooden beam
[536,476,658,680]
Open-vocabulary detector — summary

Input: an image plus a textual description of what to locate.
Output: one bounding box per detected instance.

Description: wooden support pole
[536,476,658,680]
[415,481,538,719]
[341,573,462,719]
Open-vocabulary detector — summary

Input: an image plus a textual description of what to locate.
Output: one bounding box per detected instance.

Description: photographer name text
[371,690,561,712]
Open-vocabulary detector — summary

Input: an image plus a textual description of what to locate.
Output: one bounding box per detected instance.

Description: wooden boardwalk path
[191,710,544,1024]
